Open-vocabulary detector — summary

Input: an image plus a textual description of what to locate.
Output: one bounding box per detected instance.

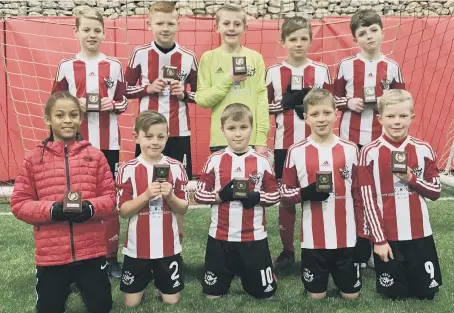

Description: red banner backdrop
[1,16,453,181]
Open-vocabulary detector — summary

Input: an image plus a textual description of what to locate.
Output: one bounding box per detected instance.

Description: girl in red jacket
[11,91,116,313]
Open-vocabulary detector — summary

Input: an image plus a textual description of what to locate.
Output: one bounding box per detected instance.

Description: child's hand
[160,182,174,200]
[78,98,87,113]
[347,98,365,113]
[146,182,161,199]
[374,242,394,262]
[230,70,248,83]
[146,78,166,94]
[255,146,268,156]
[100,97,114,112]
[394,166,413,182]
[169,80,185,100]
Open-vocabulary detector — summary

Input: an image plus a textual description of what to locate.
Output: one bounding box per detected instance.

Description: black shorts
[135,136,192,179]
[274,149,288,180]
[35,257,112,313]
[120,254,184,295]
[203,236,277,299]
[374,236,442,299]
[101,149,119,179]
[301,248,362,294]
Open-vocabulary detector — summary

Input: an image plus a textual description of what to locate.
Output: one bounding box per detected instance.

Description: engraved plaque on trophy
[163,65,179,80]
[233,178,249,199]
[152,164,170,182]
[391,151,408,173]
[316,171,333,193]
[86,92,100,112]
[63,191,82,213]
[291,75,303,90]
[363,86,377,104]
[232,56,247,75]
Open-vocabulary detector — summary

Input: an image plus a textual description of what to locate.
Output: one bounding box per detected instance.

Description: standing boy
[194,103,280,299]
[195,4,269,155]
[266,17,332,269]
[280,89,363,300]
[52,8,127,279]
[359,89,442,300]
[125,1,198,242]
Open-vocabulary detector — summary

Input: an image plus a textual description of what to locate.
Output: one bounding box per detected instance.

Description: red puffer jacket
[11,139,117,266]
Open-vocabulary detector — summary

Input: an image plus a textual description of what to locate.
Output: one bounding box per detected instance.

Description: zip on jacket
[64,141,77,262]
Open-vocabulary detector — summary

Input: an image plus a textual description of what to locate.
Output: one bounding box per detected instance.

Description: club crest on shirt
[249,171,262,186]
[178,69,188,81]
[339,166,350,180]
[246,65,256,77]
[310,83,322,89]
[381,78,392,91]
[412,166,422,178]
[104,77,115,89]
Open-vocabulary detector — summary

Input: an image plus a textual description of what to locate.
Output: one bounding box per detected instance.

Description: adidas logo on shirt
[216,67,224,74]
[234,167,242,172]
[322,161,329,165]
[264,284,274,293]
[173,280,181,288]
[368,73,374,77]
[89,72,96,76]
[429,279,439,288]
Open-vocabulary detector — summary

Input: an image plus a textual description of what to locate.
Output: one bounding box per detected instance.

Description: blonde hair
[303,89,335,113]
[378,89,414,114]
[149,1,177,15]
[221,103,253,127]
[281,16,313,42]
[75,8,104,29]
[134,110,168,134]
[215,4,246,26]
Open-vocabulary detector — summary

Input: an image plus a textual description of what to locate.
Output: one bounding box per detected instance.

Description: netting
[1,1,454,199]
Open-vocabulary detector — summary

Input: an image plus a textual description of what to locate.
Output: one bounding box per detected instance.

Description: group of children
[10,2,443,313]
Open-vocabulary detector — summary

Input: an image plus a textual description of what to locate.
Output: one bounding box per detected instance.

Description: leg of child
[152,254,184,305]
[275,203,296,269]
[35,265,71,313]
[120,256,153,308]
[331,249,362,300]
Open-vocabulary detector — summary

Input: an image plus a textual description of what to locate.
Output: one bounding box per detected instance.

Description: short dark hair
[134,110,168,134]
[350,9,383,37]
[281,16,312,42]
[303,89,335,113]
[220,103,253,126]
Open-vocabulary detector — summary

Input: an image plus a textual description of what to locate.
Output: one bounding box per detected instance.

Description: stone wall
[0,0,453,19]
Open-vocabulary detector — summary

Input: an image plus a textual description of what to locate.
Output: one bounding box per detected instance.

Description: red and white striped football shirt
[266,59,332,149]
[52,53,127,150]
[116,154,189,259]
[125,41,198,137]
[334,54,405,146]
[280,136,362,249]
[359,135,441,244]
[194,147,280,242]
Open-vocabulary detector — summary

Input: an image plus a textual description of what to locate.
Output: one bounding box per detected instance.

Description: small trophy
[163,65,178,81]
[391,151,407,173]
[316,171,333,193]
[232,56,247,75]
[63,191,82,213]
[291,75,303,90]
[152,164,170,182]
[363,86,377,104]
[86,92,100,112]
[233,178,249,199]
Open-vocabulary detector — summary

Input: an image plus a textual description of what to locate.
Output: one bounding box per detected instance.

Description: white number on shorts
[425,261,434,279]
[355,263,360,279]
[169,261,180,281]
[182,154,187,168]
[260,267,273,286]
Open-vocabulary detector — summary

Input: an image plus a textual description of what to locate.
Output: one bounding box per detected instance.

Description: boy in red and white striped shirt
[51,8,127,279]
[195,103,280,299]
[280,89,364,300]
[116,111,189,306]
[358,89,442,300]
[334,9,405,147]
[266,17,332,269]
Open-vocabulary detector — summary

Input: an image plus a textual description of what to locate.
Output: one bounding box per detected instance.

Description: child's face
[215,11,247,47]
[221,116,252,153]
[75,17,105,53]
[44,99,82,142]
[283,28,312,60]
[378,100,414,141]
[135,123,169,160]
[148,11,178,47]
[304,99,337,139]
[354,23,383,54]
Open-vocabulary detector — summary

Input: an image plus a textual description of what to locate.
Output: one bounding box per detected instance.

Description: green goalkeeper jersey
[195,46,269,148]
